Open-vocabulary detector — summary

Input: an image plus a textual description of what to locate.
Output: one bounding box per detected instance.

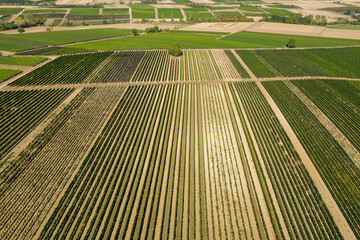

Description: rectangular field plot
[90,51,145,83]
[0,88,73,161]
[10,52,112,86]
[0,87,125,240]
[0,69,21,82]
[263,80,360,238]
[131,49,250,82]
[34,83,345,239]
[237,47,360,78]
[158,8,183,19]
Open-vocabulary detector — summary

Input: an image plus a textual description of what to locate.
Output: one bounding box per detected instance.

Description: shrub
[286,39,297,48]
[168,43,182,57]
[132,28,138,35]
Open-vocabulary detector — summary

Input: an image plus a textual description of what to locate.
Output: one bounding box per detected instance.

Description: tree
[46,27,52,32]
[168,43,182,57]
[132,28,138,35]
[286,39,296,48]
[18,27,25,33]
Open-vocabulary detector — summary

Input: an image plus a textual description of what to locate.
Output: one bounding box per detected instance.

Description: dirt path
[58,9,71,27]
[3,76,360,93]
[8,9,25,23]
[256,81,357,240]
[155,8,158,21]
[180,8,187,21]
[284,81,360,169]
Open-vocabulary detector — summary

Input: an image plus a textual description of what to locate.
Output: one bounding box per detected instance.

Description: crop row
[38,83,270,239]
[263,80,360,238]
[229,82,342,239]
[0,89,73,161]
[91,51,145,83]
[10,52,112,86]
[0,87,125,240]
[292,80,360,152]
[236,47,360,78]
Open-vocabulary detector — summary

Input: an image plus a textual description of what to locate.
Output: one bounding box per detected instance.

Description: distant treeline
[263,13,327,26]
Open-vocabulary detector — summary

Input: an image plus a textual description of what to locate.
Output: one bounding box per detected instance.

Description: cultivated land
[0,12,360,240]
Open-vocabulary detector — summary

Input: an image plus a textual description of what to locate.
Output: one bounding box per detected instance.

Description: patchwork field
[0,45,359,240]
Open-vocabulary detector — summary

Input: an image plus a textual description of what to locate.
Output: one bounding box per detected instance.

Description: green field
[264,8,294,15]
[128,4,154,9]
[327,24,360,30]
[186,12,214,19]
[236,47,360,78]
[0,8,22,15]
[70,31,360,50]
[129,5,155,18]
[0,69,21,82]
[132,9,155,19]
[0,28,133,51]
[23,8,67,14]
[158,8,183,19]
[237,6,264,12]
[0,56,46,66]
[267,4,299,9]
[70,8,99,15]
[214,11,243,17]
[102,8,129,15]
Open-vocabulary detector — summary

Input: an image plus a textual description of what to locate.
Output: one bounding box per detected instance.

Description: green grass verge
[158,8,183,19]
[69,31,360,50]
[327,24,360,30]
[0,56,46,66]
[70,8,99,15]
[0,69,21,82]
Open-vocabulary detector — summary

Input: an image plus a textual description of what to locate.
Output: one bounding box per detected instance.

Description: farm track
[2,75,360,92]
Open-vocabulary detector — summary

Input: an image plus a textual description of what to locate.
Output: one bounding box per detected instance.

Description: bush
[145,25,161,33]
[18,27,25,33]
[286,39,297,48]
[168,43,182,57]
[132,28,138,35]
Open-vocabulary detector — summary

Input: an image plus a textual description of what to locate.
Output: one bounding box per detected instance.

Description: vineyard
[0,47,359,240]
